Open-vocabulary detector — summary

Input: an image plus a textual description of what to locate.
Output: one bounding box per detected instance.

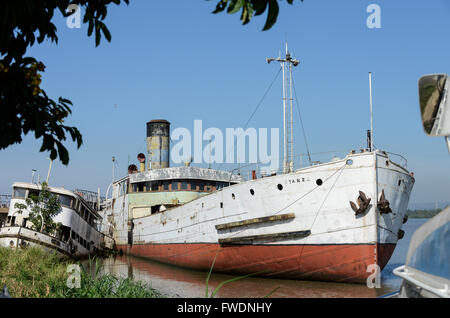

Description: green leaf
[262,0,279,31]
[240,2,254,25]
[100,22,112,42]
[251,0,268,16]
[212,0,228,14]
[227,0,243,14]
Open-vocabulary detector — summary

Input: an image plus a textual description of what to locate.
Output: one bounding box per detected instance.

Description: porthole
[232,193,235,200]
[316,179,323,186]
[346,159,353,165]
[398,179,401,186]
[277,184,283,191]
[220,202,223,208]
[250,189,255,195]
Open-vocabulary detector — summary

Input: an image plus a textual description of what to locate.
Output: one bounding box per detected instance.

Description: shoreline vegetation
[0,247,163,298]
[407,208,445,219]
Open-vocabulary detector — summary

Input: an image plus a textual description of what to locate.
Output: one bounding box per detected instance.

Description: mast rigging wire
[291,73,312,166]
[218,67,282,171]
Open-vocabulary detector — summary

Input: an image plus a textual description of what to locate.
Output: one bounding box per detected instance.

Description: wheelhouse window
[128,179,233,193]
[58,194,73,208]
[13,187,27,198]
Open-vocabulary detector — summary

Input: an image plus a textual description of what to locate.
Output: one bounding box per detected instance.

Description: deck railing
[0,195,11,209]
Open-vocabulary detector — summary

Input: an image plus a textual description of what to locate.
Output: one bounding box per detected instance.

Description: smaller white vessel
[0,182,114,258]
[390,73,450,298]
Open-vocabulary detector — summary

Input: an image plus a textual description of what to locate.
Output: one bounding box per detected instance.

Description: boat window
[75,201,81,214]
[198,182,204,191]
[132,184,138,193]
[171,180,179,190]
[27,189,40,200]
[180,180,188,190]
[137,182,145,192]
[151,182,160,191]
[58,194,73,207]
[82,206,87,220]
[13,187,27,198]
[163,181,169,191]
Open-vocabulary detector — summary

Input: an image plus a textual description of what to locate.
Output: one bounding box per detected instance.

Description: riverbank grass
[0,247,163,298]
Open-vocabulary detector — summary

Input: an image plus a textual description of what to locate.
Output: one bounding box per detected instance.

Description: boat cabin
[113,166,244,219]
[5,182,103,253]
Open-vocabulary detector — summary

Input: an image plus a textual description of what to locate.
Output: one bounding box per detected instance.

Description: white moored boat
[0,182,114,258]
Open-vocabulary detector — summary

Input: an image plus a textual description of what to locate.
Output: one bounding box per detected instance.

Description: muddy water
[99,218,427,298]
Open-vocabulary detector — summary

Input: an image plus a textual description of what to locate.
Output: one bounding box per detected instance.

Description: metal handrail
[393,265,450,298]
[0,194,12,208]
[385,151,408,168]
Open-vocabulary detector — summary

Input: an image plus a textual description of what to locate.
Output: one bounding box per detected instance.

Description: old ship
[104,46,415,283]
[0,182,114,258]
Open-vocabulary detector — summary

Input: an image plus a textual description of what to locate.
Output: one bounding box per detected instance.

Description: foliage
[58,257,163,298]
[211,0,303,31]
[0,247,163,298]
[0,0,129,165]
[14,182,62,234]
[407,208,444,219]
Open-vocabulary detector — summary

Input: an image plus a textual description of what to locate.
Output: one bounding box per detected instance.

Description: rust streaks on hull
[117,242,396,283]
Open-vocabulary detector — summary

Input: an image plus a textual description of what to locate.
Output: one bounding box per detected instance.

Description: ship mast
[267,43,300,173]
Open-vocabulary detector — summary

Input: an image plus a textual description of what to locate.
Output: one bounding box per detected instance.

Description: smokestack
[146,119,170,170]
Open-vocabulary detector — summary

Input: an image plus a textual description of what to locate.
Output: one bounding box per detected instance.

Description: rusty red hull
[116,243,396,283]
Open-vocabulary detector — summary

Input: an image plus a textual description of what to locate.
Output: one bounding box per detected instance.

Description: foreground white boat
[387,73,450,297]
[393,206,450,298]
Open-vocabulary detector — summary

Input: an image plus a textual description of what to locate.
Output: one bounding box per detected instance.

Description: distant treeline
[406,208,445,218]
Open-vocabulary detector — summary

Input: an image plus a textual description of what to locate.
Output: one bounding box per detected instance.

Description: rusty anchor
[349,191,371,216]
[403,215,408,224]
[377,189,392,214]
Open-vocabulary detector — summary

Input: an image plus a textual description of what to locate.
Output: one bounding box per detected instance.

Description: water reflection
[100,255,390,298]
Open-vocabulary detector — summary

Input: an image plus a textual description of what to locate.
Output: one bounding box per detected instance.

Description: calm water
[99,218,428,298]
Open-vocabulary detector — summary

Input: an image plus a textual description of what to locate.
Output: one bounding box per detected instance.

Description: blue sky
[1,0,450,206]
